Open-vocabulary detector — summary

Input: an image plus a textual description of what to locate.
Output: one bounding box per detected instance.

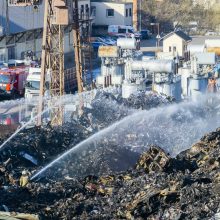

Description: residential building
[162,31,192,58]
[91,0,133,35]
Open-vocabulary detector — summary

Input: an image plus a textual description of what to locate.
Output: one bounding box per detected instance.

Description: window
[0,75,10,83]
[126,9,128,17]
[80,5,84,18]
[25,81,40,90]
[106,9,114,17]
[129,8,132,16]
[85,4,89,13]
[80,5,84,13]
[8,46,15,60]
[128,29,134,33]
[118,28,126,33]
[173,46,177,52]
[169,46,172,52]
[91,6,96,16]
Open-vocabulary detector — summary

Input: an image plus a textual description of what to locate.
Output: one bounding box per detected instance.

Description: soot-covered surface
[0,130,220,219]
[0,91,220,219]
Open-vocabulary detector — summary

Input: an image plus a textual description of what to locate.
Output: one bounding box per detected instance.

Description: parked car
[108,25,140,39]
[140,30,152,40]
[91,41,108,49]
[98,37,116,45]
[205,31,218,36]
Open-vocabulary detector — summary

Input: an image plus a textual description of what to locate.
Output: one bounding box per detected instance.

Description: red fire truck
[0,68,29,98]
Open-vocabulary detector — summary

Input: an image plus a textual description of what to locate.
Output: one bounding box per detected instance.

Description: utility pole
[150,22,160,47]
[5,0,10,35]
[38,0,68,126]
[9,0,93,124]
[72,0,83,93]
[8,1,67,126]
[133,0,138,31]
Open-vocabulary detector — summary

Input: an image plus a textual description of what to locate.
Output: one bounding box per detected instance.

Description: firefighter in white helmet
[19,170,29,187]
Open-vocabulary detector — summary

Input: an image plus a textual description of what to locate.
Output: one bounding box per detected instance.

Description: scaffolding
[8,0,93,126]
[38,0,68,126]
[72,0,93,91]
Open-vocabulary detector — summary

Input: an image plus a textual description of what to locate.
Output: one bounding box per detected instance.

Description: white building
[162,31,192,58]
[91,0,133,34]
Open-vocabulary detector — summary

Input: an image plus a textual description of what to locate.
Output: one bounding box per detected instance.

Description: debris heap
[1,91,219,219]
[0,128,220,219]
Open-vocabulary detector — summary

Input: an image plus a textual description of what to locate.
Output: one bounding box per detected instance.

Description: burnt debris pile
[0,91,171,179]
[0,129,220,219]
[1,91,220,219]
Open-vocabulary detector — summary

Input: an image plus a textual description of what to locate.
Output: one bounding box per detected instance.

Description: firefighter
[207,77,217,93]
[5,115,12,125]
[136,38,141,50]
[19,170,29,187]
[207,77,217,105]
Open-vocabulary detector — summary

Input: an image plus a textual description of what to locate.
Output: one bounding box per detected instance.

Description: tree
[141,0,208,32]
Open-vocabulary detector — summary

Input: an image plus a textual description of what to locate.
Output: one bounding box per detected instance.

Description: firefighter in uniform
[207,77,217,105]
[207,77,217,93]
[19,170,29,187]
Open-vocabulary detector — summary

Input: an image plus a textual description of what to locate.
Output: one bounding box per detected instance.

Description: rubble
[0,91,220,219]
[0,128,220,219]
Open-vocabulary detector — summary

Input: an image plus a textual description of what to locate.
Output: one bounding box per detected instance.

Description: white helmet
[22,170,27,175]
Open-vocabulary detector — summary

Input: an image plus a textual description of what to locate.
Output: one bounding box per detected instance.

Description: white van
[25,67,41,99]
[108,25,140,38]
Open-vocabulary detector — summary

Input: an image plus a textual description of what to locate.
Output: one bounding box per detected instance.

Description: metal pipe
[130,60,174,73]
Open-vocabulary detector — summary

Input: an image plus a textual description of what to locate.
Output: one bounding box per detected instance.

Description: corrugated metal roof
[0,2,44,35]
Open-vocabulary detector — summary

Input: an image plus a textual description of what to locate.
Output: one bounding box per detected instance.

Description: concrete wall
[0,32,74,63]
[163,34,188,57]
[0,0,91,35]
[0,0,89,63]
[124,4,133,26]
[0,2,44,35]
[91,2,132,26]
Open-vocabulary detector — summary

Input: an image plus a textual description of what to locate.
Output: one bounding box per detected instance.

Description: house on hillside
[162,31,192,58]
[91,0,133,35]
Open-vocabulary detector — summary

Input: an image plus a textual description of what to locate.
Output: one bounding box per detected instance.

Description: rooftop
[162,31,192,42]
